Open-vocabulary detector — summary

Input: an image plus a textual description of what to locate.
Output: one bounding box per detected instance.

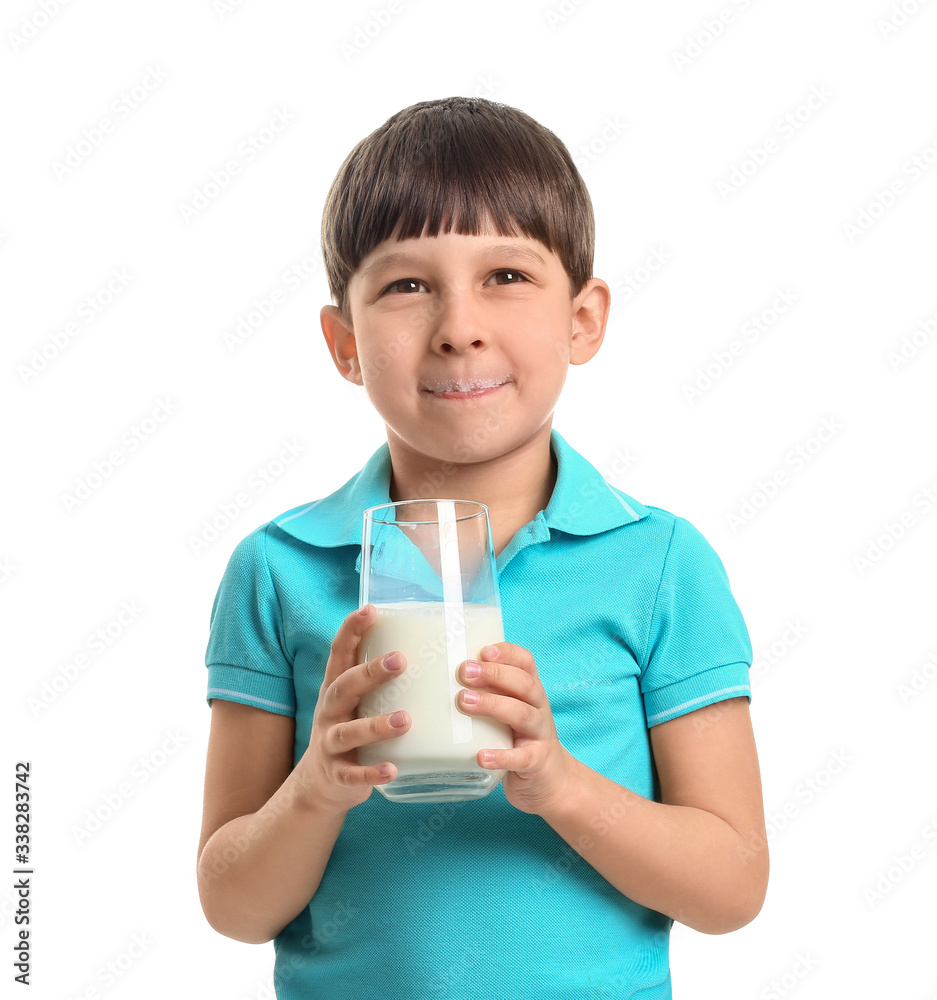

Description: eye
[486,270,529,285]
[383,278,428,294]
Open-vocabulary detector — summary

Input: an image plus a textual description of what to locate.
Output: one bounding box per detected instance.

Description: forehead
[354,231,558,284]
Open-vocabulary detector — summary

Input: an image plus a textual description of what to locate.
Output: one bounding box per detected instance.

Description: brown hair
[321,96,595,323]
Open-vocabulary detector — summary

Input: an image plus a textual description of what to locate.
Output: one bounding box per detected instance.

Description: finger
[319,650,407,724]
[321,605,378,688]
[457,688,547,740]
[459,656,546,709]
[476,745,540,773]
[334,760,399,788]
[479,641,539,676]
[325,710,412,756]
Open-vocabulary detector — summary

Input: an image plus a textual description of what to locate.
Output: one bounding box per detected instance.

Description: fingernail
[389,711,407,728]
[482,645,499,658]
[480,750,496,765]
[358,605,371,617]
[461,690,480,705]
[383,652,400,671]
[463,661,482,679]
[378,763,393,777]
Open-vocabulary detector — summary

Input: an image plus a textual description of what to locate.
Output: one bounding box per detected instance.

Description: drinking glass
[357,499,512,803]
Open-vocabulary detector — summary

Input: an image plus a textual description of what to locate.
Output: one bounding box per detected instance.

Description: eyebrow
[359,243,548,281]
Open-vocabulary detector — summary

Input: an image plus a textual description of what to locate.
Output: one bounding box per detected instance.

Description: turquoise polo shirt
[205,429,752,999]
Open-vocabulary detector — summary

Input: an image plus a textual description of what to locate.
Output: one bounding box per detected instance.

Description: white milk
[357,601,513,777]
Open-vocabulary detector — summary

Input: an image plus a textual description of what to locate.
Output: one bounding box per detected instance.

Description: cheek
[356,331,415,388]
[518,325,572,376]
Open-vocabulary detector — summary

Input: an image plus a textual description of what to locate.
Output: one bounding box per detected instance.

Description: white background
[3,0,937,997]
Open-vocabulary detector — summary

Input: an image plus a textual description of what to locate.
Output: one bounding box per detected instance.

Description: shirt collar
[271,429,648,549]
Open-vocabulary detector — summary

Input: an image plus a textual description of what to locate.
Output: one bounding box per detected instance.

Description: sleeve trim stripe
[207,687,294,713]
[645,684,750,725]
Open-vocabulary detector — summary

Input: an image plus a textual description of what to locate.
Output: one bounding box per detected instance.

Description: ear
[569,277,610,366]
[320,305,363,385]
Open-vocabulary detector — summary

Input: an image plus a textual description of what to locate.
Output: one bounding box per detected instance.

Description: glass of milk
[357,499,513,803]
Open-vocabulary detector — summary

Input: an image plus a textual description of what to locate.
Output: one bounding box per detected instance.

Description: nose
[430,287,486,354]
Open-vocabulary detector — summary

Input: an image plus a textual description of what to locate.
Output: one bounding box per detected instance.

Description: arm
[537,697,768,934]
[196,701,345,944]
[197,605,413,944]
[458,645,768,934]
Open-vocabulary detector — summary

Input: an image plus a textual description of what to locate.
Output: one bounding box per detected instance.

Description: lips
[421,376,510,393]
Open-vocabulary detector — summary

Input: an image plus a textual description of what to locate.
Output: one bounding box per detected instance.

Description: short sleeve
[640,516,752,727]
[204,524,296,717]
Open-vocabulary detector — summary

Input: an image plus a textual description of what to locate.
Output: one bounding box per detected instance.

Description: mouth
[420,377,511,401]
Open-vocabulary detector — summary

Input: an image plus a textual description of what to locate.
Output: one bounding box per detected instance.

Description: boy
[197,96,768,999]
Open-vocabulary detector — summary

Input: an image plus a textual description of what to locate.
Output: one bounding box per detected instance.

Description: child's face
[321,229,607,468]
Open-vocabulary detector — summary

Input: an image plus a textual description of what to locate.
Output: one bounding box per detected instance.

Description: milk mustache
[358,601,513,780]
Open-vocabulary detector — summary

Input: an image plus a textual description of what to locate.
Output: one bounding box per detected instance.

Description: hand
[457,642,577,815]
[297,605,412,811]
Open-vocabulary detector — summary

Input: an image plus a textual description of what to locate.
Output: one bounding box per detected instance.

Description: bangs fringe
[322,98,593,319]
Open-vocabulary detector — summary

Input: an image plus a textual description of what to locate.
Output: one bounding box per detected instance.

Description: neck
[386,424,557,556]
